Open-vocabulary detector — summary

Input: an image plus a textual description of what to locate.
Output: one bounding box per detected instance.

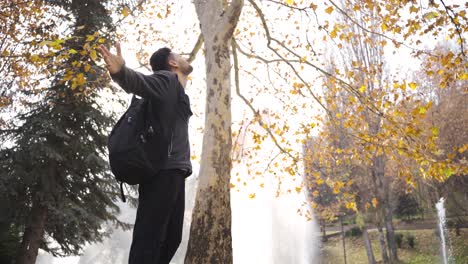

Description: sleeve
[110,66,173,102]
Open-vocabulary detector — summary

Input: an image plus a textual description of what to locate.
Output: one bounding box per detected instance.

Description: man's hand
[98,43,125,74]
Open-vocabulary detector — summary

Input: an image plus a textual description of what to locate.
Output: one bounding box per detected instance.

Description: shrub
[395,233,404,248]
[345,226,362,237]
[406,233,416,248]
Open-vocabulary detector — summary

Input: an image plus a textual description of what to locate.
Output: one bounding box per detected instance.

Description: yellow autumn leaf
[248,193,256,199]
[84,64,91,72]
[75,73,86,86]
[372,198,379,208]
[230,183,236,188]
[89,49,97,61]
[285,0,294,5]
[325,6,334,14]
[409,82,418,90]
[122,6,130,17]
[69,49,77,54]
[295,187,302,193]
[381,23,388,31]
[345,202,357,211]
[459,72,468,80]
[458,144,468,153]
[359,85,366,93]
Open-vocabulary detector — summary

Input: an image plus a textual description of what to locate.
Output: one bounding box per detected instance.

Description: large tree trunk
[361,223,376,264]
[185,1,243,263]
[16,200,48,264]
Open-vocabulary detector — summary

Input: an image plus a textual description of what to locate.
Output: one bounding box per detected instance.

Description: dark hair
[150,47,172,72]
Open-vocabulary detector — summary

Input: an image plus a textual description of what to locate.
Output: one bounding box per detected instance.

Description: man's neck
[175,72,188,88]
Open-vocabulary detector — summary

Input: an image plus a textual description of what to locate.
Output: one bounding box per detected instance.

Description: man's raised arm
[98,43,171,101]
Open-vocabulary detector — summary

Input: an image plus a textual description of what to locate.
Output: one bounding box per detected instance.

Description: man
[99,43,193,264]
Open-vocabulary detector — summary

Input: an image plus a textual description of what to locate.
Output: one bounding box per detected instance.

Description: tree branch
[231,38,298,163]
[184,34,203,63]
[439,0,466,57]
[328,0,433,57]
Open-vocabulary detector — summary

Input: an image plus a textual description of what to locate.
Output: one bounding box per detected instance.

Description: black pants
[129,169,186,264]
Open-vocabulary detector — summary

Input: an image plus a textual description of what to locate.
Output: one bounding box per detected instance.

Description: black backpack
[108,95,167,202]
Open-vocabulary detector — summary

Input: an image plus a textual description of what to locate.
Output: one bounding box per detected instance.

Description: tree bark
[321,218,328,242]
[16,200,48,264]
[185,1,243,263]
[361,224,376,264]
[372,144,398,263]
[377,222,389,264]
[340,216,347,264]
[383,201,398,263]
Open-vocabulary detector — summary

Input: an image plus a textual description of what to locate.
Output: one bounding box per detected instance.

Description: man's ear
[168,58,178,69]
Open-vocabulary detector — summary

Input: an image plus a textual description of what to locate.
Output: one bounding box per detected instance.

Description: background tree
[0,1,146,263]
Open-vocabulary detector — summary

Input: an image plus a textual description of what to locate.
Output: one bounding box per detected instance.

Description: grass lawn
[321,229,468,264]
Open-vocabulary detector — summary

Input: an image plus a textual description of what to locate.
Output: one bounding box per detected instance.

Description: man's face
[169,53,193,76]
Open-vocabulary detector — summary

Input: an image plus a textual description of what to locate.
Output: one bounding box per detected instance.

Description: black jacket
[110,66,188,172]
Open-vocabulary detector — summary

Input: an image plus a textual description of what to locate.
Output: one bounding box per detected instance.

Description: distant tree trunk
[16,200,48,264]
[371,141,398,263]
[361,223,376,264]
[377,221,389,264]
[383,202,398,262]
[321,218,328,242]
[340,216,347,264]
[185,0,243,263]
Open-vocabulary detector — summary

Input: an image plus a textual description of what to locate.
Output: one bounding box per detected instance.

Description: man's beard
[182,64,193,75]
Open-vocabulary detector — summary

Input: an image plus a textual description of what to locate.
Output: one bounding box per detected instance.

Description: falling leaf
[325,6,334,14]
[122,6,130,17]
[295,187,302,193]
[248,193,256,199]
[372,198,379,208]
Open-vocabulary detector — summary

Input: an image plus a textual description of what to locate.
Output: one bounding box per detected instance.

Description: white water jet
[231,188,320,264]
[435,197,451,264]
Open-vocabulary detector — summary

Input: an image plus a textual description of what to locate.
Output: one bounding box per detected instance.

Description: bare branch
[232,38,298,163]
[328,0,433,57]
[439,0,466,57]
[184,34,203,63]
